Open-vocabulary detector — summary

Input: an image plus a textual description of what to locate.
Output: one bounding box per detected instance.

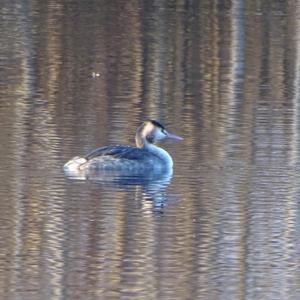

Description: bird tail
[63,156,87,173]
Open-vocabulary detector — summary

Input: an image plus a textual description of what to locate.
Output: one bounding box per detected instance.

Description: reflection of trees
[1,0,300,298]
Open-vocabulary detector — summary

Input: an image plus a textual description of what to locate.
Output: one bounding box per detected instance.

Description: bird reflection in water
[64,120,183,212]
[65,168,173,213]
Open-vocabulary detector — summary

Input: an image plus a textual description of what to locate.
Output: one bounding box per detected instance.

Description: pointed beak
[165,131,184,141]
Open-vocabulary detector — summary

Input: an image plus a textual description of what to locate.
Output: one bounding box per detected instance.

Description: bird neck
[135,122,155,148]
[135,133,146,148]
[146,143,173,168]
[135,136,173,168]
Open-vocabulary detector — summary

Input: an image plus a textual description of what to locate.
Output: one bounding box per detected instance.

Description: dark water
[1,1,300,299]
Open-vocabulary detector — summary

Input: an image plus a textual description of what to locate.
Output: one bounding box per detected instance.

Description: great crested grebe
[64,120,183,174]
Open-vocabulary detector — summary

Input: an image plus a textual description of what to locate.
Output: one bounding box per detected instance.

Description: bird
[64,120,183,175]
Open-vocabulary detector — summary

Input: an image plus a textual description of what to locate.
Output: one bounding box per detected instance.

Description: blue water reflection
[65,169,174,212]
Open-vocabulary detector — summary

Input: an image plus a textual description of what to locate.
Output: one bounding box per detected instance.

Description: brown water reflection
[1,1,300,299]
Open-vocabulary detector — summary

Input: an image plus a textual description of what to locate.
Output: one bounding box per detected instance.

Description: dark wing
[84,145,148,161]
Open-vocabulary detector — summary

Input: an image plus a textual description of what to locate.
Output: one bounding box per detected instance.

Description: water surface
[1,1,300,299]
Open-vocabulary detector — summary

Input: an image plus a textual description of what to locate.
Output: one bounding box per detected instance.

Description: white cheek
[156,130,167,140]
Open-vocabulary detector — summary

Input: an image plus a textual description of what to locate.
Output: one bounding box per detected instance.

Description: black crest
[149,120,165,130]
